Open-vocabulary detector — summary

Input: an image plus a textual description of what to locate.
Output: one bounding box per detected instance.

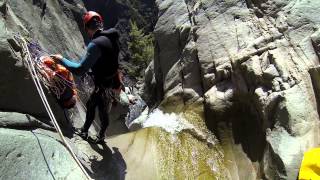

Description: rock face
[0,0,85,124]
[145,0,320,179]
[2,0,320,179]
[0,128,86,179]
[0,0,87,177]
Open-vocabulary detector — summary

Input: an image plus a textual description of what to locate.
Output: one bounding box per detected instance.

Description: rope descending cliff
[15,34,92,180]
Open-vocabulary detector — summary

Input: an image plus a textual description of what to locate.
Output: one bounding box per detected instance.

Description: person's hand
[50,54,63,62]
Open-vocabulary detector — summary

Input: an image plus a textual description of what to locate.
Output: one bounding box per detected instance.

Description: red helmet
[83,11,103,26]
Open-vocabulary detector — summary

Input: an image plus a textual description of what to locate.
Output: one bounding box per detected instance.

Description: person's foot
[74,128,88,140]
[90,135,105,144]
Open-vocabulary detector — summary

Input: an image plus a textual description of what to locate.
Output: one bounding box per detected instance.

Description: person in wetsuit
[51,11,120,143]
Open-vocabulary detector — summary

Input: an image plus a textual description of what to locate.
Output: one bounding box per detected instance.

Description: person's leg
[79,91,98,136]
[95,88,113,142]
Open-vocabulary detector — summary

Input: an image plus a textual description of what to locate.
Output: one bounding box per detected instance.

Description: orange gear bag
[40,56,77,109]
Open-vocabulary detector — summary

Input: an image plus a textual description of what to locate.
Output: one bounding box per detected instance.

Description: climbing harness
[15,35,92,180]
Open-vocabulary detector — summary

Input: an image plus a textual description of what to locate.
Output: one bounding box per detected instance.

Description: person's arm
[59,42,101,76]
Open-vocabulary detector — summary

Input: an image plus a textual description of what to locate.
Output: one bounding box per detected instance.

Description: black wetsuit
[61,28,120,137]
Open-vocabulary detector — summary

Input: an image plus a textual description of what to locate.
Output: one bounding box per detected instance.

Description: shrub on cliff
[128,20,154,77]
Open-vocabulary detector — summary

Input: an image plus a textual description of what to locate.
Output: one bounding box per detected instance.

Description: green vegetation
[128,20,154,77]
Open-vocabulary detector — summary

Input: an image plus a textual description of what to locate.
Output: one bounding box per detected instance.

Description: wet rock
[127,107,149,131]
[125,94,147,128]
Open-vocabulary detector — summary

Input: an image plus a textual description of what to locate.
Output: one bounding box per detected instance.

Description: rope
[19,36,92,180]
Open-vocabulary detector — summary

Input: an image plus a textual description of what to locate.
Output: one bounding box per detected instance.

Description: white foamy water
[142,109,190,134]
